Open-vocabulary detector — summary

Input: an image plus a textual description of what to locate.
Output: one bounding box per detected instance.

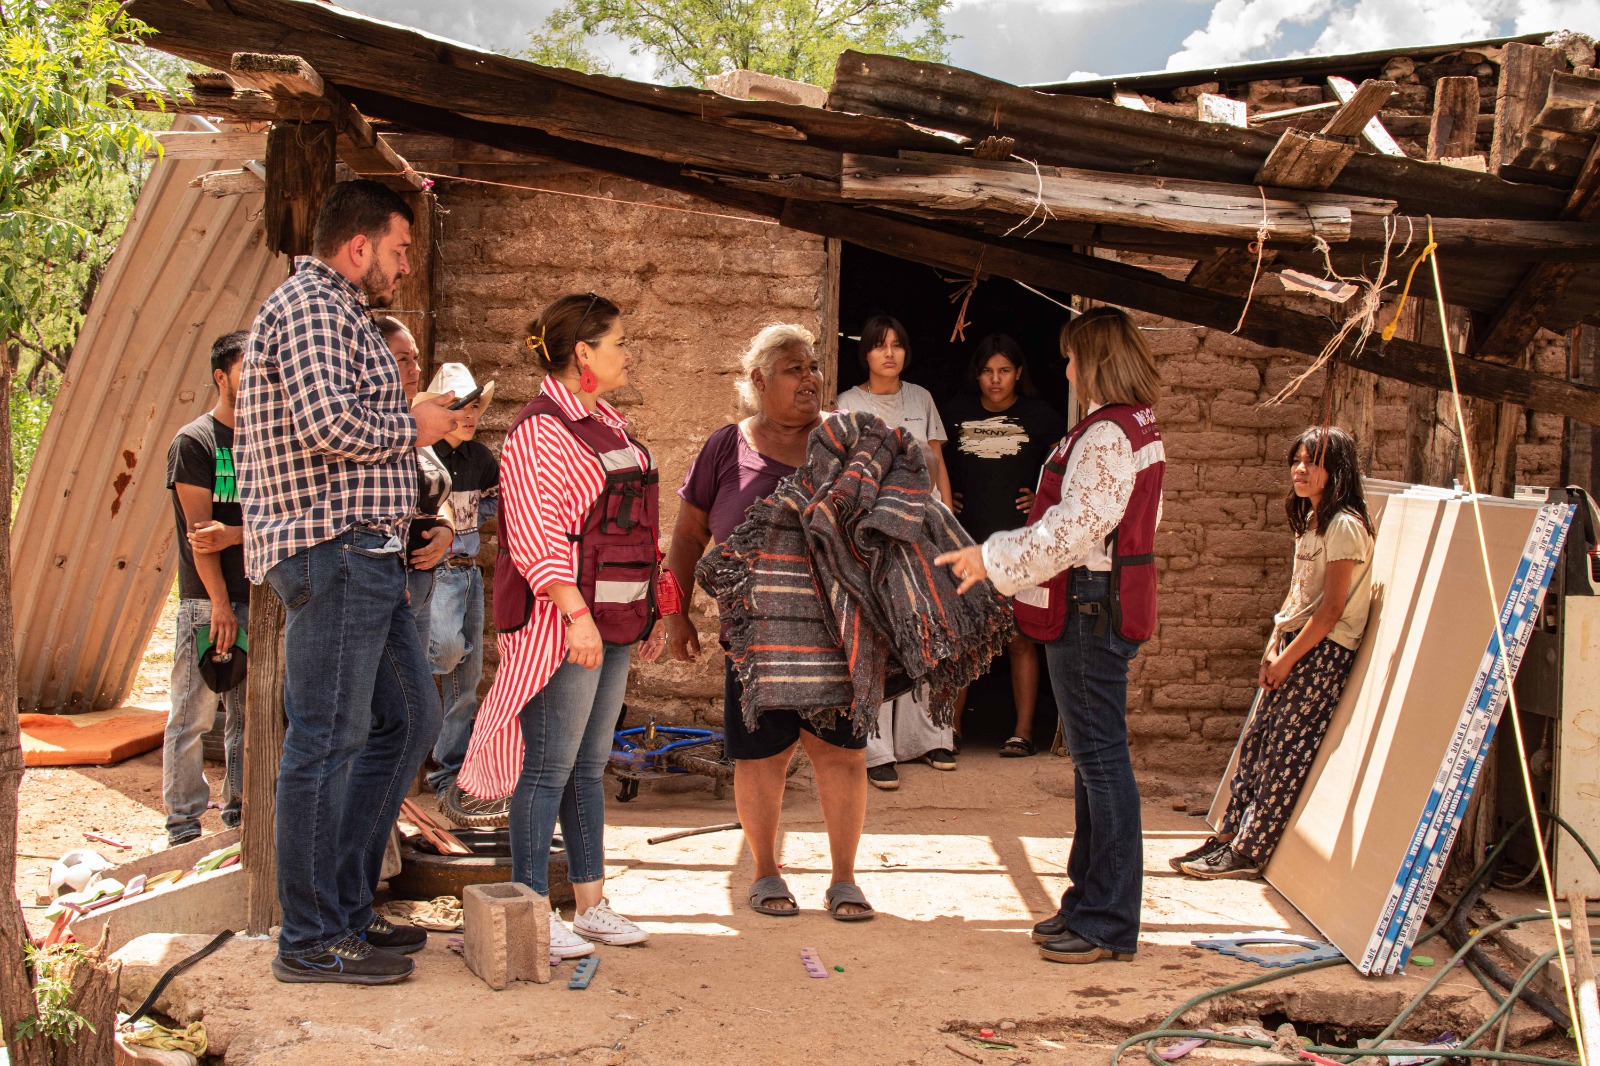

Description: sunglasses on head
[575,292,602,344]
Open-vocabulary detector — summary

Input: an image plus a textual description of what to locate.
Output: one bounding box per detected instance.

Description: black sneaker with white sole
[272,934,415,985]
[919,748,957,771]
[363,915,428,954]
[867,763,900,790]
[1179,845,1262,880]
[1167,835,1228,873]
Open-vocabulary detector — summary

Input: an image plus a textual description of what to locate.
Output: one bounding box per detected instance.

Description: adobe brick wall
[432,172,828,731]
[433,173,1571,773]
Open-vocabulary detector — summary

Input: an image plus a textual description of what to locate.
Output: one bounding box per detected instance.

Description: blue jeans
[1043,569,1144,955]
[426,564,483,793]
[163,598,249,842]
[265,529,443,958]
[510,645,631,897]
[406,567,437,658]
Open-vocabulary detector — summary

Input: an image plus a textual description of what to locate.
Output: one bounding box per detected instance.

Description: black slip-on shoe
[867,763,900,791]
[1031,910,1072,944]
[1038,933,1136,964]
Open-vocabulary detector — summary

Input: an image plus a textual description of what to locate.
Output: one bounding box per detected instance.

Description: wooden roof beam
[778,199,1600,426]
[1477,136,1600,357]
[229,52,425,192]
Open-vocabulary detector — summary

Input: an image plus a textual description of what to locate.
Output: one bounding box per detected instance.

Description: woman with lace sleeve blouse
[937,307,1165,968]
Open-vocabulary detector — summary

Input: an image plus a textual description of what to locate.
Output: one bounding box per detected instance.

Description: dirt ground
[15,606,1581,1064]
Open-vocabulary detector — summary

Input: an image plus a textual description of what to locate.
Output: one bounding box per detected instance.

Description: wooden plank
[823,51,1562,221]
[1568,894,1600,1065]
[778,199,1600,425]
[1428,76,1482,160]
[1255,128,1357,190]
[111,84,284,122]
[819,237,842,406]
[1493,42,1563,175]
[128,0,847,182]
[230,51,324,98]
[1319,78,1396,139]
[379,134,547,164]
[191,167,265,197]
[1505,125,1594,185]
[153,130,267,159]
[243,582,285,936]
[71,866,244,955]
[1249,99,1337,124]
[1531,71,1600,133]
[839,153,1370,240]
[1327,76,1404,155]
[1197,93,1247,128]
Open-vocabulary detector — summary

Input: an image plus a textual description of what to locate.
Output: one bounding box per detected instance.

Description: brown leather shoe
[1038,933,1136,964]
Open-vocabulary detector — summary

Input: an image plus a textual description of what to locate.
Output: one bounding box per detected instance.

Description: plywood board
[1263,495,1541,969]
[1557,596,1600,897]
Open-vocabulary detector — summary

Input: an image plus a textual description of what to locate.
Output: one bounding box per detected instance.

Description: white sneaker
[548,912,595,959]
[572,899,649,946]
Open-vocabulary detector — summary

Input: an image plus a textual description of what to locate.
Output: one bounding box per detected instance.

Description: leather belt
[442,556,479,568]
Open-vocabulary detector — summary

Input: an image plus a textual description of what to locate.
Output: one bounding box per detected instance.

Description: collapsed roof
[123,0,1600,425]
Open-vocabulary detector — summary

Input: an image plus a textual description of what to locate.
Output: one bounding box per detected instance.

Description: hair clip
[525,330,550,360]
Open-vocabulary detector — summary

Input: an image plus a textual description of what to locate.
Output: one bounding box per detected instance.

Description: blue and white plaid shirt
[238,256,418,582]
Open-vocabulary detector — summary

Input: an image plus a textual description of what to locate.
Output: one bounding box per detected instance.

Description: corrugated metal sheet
[12,136,285,712]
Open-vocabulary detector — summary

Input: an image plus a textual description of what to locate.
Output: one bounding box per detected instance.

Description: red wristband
[561,606,591,626]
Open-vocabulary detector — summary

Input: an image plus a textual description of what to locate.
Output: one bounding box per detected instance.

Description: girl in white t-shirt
[836,315,956,790]
[1174,425,1375,880]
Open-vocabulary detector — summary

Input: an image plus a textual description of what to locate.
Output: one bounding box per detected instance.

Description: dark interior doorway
[836,243,1080,750]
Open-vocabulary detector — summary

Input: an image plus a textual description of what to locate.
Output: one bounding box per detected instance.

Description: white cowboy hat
[416,362,496,408]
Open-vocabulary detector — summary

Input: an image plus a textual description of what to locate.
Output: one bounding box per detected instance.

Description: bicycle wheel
[663,742,735,783]
[439,781,512,829]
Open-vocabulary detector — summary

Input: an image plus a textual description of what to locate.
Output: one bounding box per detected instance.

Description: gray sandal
[824,881,877,922]
[749,875,799,916]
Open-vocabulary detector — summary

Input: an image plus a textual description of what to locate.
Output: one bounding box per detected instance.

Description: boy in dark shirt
[422,364,499,797]
[163,331,251,845]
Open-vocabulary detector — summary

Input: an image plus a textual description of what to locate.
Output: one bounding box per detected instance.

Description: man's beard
[361,260,397,307]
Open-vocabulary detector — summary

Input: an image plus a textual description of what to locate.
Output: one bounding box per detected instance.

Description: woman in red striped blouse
[458,293,667,958]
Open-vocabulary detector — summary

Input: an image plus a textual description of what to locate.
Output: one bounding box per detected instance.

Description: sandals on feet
[748,875,799,917]
[824,882,877,922]
[1000,736,1037,758]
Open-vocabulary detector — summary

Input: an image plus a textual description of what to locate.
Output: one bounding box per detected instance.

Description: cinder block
[463,882,550,989]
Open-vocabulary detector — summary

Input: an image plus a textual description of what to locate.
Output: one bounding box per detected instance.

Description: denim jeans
[406,567,437,659]
[510,644,631,897]
[426,564,484,793]
[163,598,249,842]
[1042,569,1144,955]
[265,529,443,958]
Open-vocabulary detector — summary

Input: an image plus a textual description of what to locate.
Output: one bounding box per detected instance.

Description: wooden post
[1405,77,1482,487]
[263,121,336,258]
[390,190,438,377]
[1492,43,1563,176]
[819,237,842,406]
[1569,892,1600,1066]
[242,582,286,935]
[1564,326,1600,496]
[1325,359,1377,469]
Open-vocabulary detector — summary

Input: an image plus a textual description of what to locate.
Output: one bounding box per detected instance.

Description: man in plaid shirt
[239,180,460,985]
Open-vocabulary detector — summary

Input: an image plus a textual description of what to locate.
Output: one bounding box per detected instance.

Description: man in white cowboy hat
[417,363,500,798]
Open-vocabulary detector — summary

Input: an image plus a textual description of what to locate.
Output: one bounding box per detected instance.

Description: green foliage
[525,0,952,86]
[11,369,55,506]
[0,0,165,360]
[15,941,95,1044]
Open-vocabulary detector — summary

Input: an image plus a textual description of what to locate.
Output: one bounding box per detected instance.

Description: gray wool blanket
[697,411,1015,737]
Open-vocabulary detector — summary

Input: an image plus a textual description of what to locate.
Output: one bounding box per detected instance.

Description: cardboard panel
[1262,495,1541,968]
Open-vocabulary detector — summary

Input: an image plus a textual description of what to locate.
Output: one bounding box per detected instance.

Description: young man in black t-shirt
[162,331,251,846]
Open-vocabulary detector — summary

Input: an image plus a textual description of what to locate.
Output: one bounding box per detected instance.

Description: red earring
[579,366,599,393]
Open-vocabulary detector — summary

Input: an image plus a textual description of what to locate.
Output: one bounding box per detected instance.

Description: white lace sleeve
[981,423,1135,597]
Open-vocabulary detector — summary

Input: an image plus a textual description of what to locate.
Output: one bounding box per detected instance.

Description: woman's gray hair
[736,323,816,414]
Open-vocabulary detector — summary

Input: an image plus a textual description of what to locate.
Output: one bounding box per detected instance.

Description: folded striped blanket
[697,412,1014,737]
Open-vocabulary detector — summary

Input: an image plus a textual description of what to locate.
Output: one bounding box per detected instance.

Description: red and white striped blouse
[457,377,649,800]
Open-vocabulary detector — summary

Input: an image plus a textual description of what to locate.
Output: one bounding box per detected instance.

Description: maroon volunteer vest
[493,395,660,644]
[1011,404,1164,644]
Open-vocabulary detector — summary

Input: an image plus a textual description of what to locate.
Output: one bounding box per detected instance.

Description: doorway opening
[835,242,1081,750]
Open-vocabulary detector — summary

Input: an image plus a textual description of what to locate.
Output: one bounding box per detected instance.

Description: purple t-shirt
[679,422,796,546]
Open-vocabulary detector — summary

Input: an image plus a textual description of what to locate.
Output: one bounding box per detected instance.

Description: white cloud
[1167,0,1600,71]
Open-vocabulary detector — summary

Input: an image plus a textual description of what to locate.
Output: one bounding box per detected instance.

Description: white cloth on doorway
[866,688,954,768]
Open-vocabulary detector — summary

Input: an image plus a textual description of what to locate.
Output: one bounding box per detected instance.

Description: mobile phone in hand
[448,386,483,410]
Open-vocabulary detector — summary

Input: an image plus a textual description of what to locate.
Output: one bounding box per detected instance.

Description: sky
[336,0,1599,85]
